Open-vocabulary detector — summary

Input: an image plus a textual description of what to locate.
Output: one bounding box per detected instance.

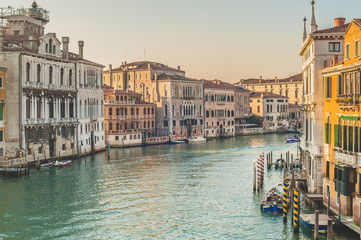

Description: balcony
[310,143,323,157]
[104,100,136,105]
[336,94,360,110]
[217,101,226,105]
[335,150,361,167]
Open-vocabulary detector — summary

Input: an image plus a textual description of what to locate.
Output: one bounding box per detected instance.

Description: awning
[332,162,353,168]
[340,116,359,121]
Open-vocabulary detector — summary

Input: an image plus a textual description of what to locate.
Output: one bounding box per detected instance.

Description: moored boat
[300,213,329,234]
[285,135,300,143]
[40,162,54,168]
[261,185,284,213]
[188,136,207,143]
[53,160,72,167]
[171,140,186,144]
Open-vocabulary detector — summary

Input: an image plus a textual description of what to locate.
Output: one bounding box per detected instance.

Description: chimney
[334,18,346,27]
[274,76,278,83]
[78,40,84,59]
[109,64,113,87]
[177,66,181,70]
[333,55,339,66]
[62,37,69,60]
[0,30,3,52]
[148,63,151,69]
[259,76,262,83]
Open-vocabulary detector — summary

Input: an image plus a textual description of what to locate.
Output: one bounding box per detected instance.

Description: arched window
[69,69,73,86]
[124,108,127,116]
[231,96,234,102]
[147,107,150,115]
[211,110,214,117]
[148,121,150,128]
[131,108,134,115]
[211,95,214,101]
[227,95,230,102]
[227,110,230,117]
[144,121,146,128]
[49,66,53,84]
[325,116,331,145]
[26,63,30,82]
[231,110,234,117]
[116,108,120,116]
[79,100,82,118]
[164,86,168,97]
[206,111,209,118]
[49,39,53,53]
[152,108,154,114]
[60,68,64,85]
[109,122,113,131]
[164,104,168,117]
[109,107,112,116]
[143,107,146,115]
[36,64,41,83]
[136,108,139,115]
[205,94,208,101]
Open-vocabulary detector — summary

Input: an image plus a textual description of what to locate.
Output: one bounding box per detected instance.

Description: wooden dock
[305,193,323,207]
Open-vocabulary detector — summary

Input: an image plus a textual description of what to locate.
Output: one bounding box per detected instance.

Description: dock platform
[305,193,323,206]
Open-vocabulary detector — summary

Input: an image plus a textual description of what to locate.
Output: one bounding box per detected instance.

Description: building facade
[250,92,289,132]
[104,85,156,147]
[235,73,302,105]
[321,19,361,226]
[0,2,104,161]
[298,1,348,193]
[288,104,303,132]
[104,62,204,139]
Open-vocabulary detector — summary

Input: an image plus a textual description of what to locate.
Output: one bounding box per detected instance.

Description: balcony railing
[217,101,226,105]
[335,150,361,167]
[336,94,360,110]
[104,100,136,105]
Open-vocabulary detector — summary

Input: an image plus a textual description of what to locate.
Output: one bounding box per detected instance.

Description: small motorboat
[171,140,186,144]
[261,185,284,213]
[300,213,330,234]
[285,136,300,143]
[41,162,54,168]
[53,160,72,167]
[188,136,207,143]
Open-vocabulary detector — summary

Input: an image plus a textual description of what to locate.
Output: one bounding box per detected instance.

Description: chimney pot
[334,18,346,27]
[177,66,180,70]
[109,64,112,71]
[78,40,84,59]
[62,37,69,60]
[333,55,339,66]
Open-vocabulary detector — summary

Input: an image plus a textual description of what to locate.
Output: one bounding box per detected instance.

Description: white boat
[171,140,186,144]
[53,160,72,167]
[187,136,207,143]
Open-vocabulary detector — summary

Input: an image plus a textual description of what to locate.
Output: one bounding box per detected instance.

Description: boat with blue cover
[261,185,284,213]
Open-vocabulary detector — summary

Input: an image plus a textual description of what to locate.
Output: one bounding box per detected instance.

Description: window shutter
[325,123,328,144]
[334,125,339,147]
[334,167,338,180]
[326,161,330,178]
[0,103,3,121]
[354,171,358,184]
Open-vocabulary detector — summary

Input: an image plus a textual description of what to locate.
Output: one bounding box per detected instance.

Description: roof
[68,52,105,68]
[289,104,302,109]
[312,23,349,34]
[201,79,250,93]
[240,73,302,85]
[250,92,288,99]
[103,84,141,95]
[104,61,185,73]
[157,73,201,83]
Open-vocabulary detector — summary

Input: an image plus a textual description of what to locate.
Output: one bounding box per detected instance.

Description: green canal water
[0,134,359,239]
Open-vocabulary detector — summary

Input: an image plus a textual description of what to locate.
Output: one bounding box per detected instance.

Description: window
[0,103,3,121]
[337,75,343,96]
[346,44,350,59]
[325,77,332,99]
[69,69,73,86]
[329,42,340,52]
[326,161,330,178]
[49,66,53,84]
[26,63,30,82]
[60,68,64,85]
[37,64,41,83]
[49,39,53,53]
[324,116,331,144]
[356,40,360,57]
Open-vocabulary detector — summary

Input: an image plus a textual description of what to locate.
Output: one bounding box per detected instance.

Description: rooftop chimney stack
[334,18,346,27]
[259,76,262,83]
[333,55,339,66]
[0,30,3,52]
[78,40,84,59]
[177,66,181,70]
[62,37,69,60]
[109,64,113,87]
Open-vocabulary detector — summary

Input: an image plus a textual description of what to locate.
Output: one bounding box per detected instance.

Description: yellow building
[234,73,302,105]
[0,67,5,158]
[321,19,361,225]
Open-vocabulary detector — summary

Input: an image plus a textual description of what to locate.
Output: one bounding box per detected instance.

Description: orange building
[321,19,361,225]
[0,67,5,158]
[104,85,156,147]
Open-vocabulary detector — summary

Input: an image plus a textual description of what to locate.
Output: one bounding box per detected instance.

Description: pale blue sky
[2,0,360,82]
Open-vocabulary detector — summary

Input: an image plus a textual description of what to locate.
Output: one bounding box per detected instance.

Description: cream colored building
[235,73,302,105]
[104,62,204,139]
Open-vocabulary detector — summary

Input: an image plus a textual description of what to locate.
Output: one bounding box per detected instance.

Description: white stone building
[298,1,348,193]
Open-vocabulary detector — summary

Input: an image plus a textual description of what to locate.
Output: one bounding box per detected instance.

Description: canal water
[0,134,359,239]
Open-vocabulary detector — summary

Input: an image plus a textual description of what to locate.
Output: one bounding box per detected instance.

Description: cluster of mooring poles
[253,152,265,192]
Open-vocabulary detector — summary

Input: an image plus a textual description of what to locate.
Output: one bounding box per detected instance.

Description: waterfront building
[0,2,104,161]
[321,18,361,225]
[0,67,6,158]
[250,92,289,133]
[235,74,302,105]
[104,62,204,139]
[70,49,105,155]
[298,0,349,193]
[104,85,156,147]
[288,104,303,132]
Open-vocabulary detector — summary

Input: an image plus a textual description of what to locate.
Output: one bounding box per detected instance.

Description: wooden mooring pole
[327,190,330,216]
[337,193,341,229]
[314,210,319,240]
[293,182,300,234]
[327,219,333,240]
[253,163,256,192]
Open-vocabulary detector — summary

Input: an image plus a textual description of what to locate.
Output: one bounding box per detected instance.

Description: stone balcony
[300,137,323,157]
[335,149,361,167]
[25,118,77,125]
[104,100,136,105]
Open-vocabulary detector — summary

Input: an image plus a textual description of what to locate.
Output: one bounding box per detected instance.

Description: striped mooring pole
[282,178,289,222]
[19,151,22,168]
[293,184,300,234]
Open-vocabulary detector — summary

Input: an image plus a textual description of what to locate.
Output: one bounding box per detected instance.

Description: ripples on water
[0,134,358,239]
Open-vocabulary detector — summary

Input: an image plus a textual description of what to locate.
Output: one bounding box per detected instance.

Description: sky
[2,0,361,83]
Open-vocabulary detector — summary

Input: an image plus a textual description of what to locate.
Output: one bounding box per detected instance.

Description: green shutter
[340,116,359,121]
[325,123,328,144]
[334,125,339,147]
[0,103,3,121]
[334,167,338,180]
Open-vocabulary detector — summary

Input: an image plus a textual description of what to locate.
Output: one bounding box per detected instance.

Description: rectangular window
[0,103,3,121]
[0,130,3,142]
[356,40,360,57]
[337,75,343,96]
[326,161,330,178]
[329,42,340,52]
[346,44,350,59]
[325,77,332,99]
[0,76,3,88]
